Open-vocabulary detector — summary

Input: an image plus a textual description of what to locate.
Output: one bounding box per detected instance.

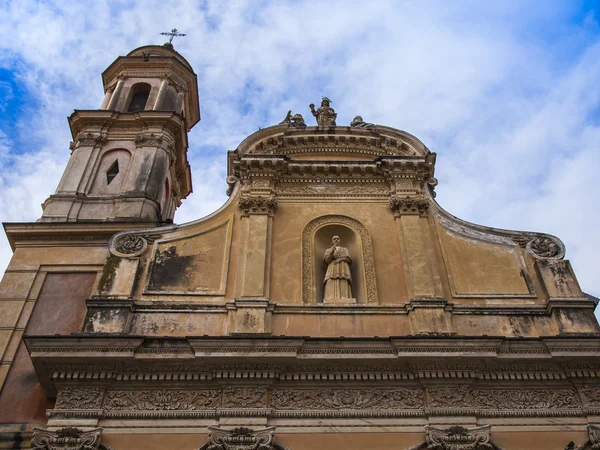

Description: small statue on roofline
[279,110,306,128]
[309,96,337,126]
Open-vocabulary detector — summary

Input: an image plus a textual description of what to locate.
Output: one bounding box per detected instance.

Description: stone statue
[279,110,306,127]
[310,97,337,126]
[350,115,376,129]
[323,235,353,301]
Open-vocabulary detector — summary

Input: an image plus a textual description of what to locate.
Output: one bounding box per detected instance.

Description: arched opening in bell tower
[127,82,151,112]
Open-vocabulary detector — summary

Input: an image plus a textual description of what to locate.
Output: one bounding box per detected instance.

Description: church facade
[0,44,599,450]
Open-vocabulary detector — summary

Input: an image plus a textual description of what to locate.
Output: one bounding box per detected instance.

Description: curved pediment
[235,124,431,159]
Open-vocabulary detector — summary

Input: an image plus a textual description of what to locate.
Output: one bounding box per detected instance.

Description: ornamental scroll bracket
[31,427,113,450]
[407,425,503,450]
[575,424,600,450]
[199,426,288,450]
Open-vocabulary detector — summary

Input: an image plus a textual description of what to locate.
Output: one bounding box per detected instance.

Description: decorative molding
[470,388,580,410]
[31,427,111,450]
[102,389,221,411]
[200,426,285,450]
[302,214,378,304]
[270,388,424,410]
[277,183,389,197]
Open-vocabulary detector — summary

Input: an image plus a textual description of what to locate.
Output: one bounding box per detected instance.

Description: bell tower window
[127,83,151,112]
[106,160,119,185]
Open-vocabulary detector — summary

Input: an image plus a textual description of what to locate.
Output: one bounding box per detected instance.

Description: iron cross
[160,28,186,43]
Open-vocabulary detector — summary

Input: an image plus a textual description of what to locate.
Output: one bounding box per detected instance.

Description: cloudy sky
[1,0,599,318]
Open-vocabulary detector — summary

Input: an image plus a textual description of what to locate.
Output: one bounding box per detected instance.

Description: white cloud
[0,0,598,321]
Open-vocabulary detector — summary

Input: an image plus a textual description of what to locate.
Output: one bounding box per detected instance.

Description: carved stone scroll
[575,424,600,450]
[424,425,503,450]
[302,215,378,304]
[200,426,286,450]
[31,427,109,450]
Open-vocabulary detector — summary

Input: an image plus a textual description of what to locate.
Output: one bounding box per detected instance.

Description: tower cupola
[40,44,200,223]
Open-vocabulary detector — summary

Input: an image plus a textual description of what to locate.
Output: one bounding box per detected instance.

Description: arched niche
[302,215,378,305]
[90,148,131,194]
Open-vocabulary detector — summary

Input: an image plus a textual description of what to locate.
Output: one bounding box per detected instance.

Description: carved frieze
[270,388,424,410]
[425,387,581,410]
[579,386,600,407]
[223,387,268,408]
[427,386,470,408]
[56,388,104,410]
[238,194,278,216]
[201,426,282,450]
[102,389,221,411]
[277,184,389,197]
[470,388,580,410]
[389,195,429,217]
[31,427,109,450]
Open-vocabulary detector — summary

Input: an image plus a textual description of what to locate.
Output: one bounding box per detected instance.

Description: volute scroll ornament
[30,427,112,450]
[226,176,238,196]
[407,425,503,450]
[574,424,600,450]
[200,426,287,450]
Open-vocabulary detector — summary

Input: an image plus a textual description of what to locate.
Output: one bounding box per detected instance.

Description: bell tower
[40,43,200,222]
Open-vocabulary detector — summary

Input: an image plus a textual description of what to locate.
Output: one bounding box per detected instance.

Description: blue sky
[1,0,599,318]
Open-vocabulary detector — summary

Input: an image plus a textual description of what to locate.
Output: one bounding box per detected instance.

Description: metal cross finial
[160,28,186,43]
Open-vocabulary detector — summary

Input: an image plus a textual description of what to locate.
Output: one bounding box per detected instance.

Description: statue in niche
[323,235,353,301]
[310,96,337,126]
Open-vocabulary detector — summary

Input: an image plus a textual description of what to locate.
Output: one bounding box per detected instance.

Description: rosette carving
[114,235,146,254]
[110,232,163,258]
[528,236,563,259]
